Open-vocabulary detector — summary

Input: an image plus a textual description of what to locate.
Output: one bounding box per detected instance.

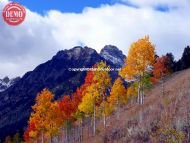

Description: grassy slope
[84,68,190,143]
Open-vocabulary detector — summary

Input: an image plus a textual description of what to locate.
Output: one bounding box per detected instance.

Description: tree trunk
[162,77,164,96]
[103,94,106,129]
[103,112,106,129]
[50,136,53,143]
[139,74,145,105]
[142,72,145,104]
[117,97,120,119]
[81,119,83,141]
[41,132,44,143]
[93,103,96,136]
[138,75,143,104]
[138,81,141,104]
[103,101,106,128]
[140,87,143,105]
[66,126,68,143]
[140,82,144,105]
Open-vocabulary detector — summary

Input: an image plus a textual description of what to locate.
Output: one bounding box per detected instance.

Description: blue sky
[10,0,171,14]
[13,0,116,14]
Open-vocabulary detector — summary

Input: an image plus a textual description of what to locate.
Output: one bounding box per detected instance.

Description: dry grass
[83,69,190,143]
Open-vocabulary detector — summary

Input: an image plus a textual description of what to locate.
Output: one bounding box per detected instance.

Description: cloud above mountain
[0,0,190,78]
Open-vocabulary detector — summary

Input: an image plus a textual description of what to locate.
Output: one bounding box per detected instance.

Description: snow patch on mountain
[0,77,20,92]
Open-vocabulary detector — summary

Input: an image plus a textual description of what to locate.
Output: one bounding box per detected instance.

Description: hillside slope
[85,68,190,143]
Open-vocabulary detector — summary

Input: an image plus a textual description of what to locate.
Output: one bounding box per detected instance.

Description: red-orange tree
[25,89,62,143]
[72,71,94,112]
[24,121,37,143]
[152,55,171,83]
[59,71,94,121]
[151,55,172,96]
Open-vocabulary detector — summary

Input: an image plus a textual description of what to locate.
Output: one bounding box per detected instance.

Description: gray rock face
[100,45,126,67]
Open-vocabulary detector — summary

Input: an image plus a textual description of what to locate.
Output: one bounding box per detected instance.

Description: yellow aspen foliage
[99,101,114,116]
[78,92,95,115]
[126,84,138,99]
[109,77,127,106]
[78,61,112,133]
[78,61,112,115]
[120,36,155,80]
[93,61,112,99]
[29,131,37,139]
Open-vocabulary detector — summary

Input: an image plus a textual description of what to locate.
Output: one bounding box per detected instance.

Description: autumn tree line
[3,36,190,143]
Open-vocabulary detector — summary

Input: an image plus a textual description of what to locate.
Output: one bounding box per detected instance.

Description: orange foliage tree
[108,77,127,118]
[24,88,62,143]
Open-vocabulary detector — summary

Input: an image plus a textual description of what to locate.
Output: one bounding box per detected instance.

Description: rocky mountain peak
[52,46,97,61]
[100,45,126,67]
[2,76,10,84]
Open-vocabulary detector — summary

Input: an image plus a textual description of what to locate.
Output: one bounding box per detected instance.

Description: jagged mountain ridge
[0,45,125,139]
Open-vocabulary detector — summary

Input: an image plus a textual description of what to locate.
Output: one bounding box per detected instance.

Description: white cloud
[0,1,190,78]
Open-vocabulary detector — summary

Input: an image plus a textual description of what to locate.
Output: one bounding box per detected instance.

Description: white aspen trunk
[103,93,106,129]
[50,124,53,143]
[103,101,106,128]
[66,126,68,143]
[93,103,96,136]
[140,90,143,105]
[142,72,145,104]
[162,78,164,96]
[50,136,52,143]
[41,132,44,143]
[103,112,106,129]
[140,75,143,105]
[140,81,143,105]
[138,75,142,104]
[142,89,144,104]
[142,92,144,104]
[138,82,141,104]
[81,119,83,141]
[117,97,120,119]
